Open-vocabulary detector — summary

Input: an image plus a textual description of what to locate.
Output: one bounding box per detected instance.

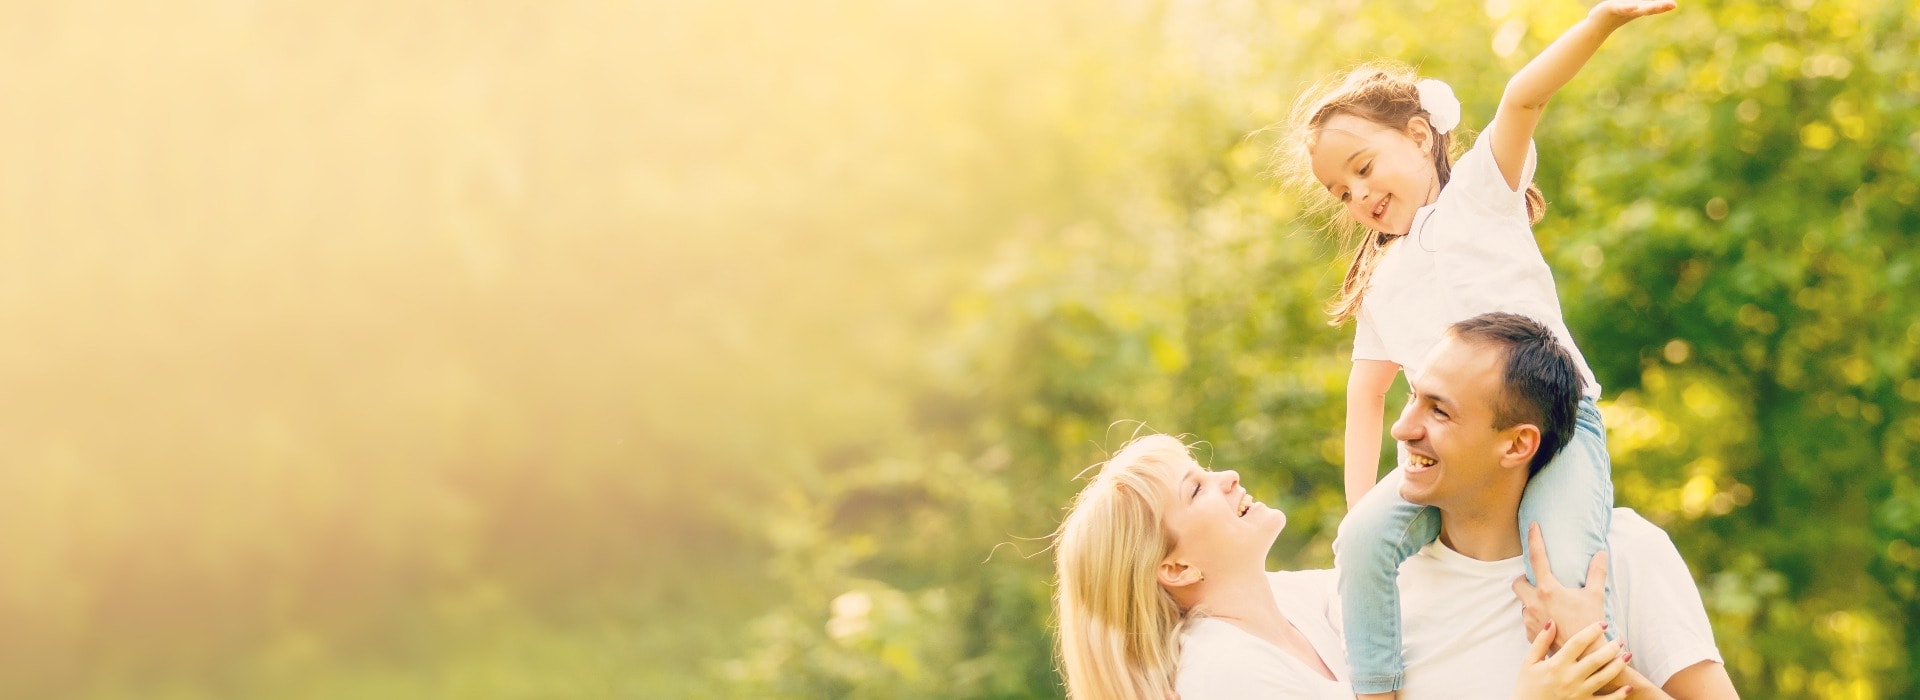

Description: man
[1374,312,1739,699]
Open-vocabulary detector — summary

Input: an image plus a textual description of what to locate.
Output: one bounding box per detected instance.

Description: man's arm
[1659,661,1739,699]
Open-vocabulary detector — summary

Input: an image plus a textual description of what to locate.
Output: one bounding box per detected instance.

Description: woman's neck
[1189,570,1288,634]
[1187,570,1338,681]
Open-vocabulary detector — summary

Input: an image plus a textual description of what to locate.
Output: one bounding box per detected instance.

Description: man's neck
[1435,503,1524,561]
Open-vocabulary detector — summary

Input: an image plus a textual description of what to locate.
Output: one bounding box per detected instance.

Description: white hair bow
[1415,79,1461,135]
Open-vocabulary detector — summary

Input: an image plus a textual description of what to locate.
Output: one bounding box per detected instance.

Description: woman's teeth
[1411,455,1437,467]
[1238,493,1252,516]
[1373,196,1389,219]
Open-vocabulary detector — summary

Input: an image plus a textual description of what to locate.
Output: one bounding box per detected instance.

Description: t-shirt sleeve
[1615,512,1725,688]
[1352,310,1390,362]
[1448,120,1537,220]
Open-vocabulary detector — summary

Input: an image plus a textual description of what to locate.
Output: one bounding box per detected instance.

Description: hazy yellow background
[2,1,1913,697]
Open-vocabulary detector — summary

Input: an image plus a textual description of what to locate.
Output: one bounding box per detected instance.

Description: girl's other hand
[1589,0,1677,26]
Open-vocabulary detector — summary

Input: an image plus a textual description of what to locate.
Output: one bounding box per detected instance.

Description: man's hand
[1512,523,1608,650]
[1515,620,1631,700]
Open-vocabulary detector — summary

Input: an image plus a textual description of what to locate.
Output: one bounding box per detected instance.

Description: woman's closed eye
[1358,161,1372,176]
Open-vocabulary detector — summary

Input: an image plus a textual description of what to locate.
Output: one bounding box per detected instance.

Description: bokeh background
[1,0,1915,697]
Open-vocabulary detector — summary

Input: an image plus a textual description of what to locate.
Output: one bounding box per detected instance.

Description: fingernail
[1600,622,1609,630]
[1624,652,1634,663]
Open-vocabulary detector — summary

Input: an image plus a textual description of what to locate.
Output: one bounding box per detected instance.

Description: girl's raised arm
[1488,1,1676,190]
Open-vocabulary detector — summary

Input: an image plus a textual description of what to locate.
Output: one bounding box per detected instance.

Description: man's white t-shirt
[1351,122,1601,398]
[1395,508,1724,699]
[1175,570,1353,700]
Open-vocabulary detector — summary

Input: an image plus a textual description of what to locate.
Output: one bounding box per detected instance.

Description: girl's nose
[1219,470,1241,491]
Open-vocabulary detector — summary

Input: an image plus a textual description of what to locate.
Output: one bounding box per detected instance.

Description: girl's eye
[1359,162,1372,176]
[1339,192,1351,202]
[1193,483,1203,499]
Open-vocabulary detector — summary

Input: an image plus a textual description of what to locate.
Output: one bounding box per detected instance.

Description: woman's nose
[1219,470,1240,491]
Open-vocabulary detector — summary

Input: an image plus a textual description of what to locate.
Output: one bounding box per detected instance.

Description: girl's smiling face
[1308,113,1441,235]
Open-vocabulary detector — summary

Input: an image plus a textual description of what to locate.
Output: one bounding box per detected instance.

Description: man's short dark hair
[1447,312,1585,476]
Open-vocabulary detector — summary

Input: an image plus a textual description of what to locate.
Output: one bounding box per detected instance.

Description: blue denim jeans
[1334,396,1614,694]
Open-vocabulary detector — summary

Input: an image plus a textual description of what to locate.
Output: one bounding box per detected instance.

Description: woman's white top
[1351,122,1601,398]
[1174,569,1352,700]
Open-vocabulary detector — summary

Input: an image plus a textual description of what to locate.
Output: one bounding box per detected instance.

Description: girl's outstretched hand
[1590,0,1677,24]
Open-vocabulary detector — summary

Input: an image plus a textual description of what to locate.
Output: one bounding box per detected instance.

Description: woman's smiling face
[1153,456,1287,572]
[1308,113,1440,235]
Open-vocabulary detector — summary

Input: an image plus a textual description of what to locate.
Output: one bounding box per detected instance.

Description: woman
[1052,433,1626,699]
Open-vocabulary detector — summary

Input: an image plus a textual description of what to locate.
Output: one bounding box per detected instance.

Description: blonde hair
[1053,434,1197,700]
[1279,61,1546,324]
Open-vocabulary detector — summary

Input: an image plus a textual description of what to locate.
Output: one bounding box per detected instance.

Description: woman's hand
[1512,523,1608,650]
[1515,620,1631,699]
[1588,0,1677,27]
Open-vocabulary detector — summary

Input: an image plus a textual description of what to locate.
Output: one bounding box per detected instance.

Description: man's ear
[1500,423,1542,471]
[1158,558,1202,590]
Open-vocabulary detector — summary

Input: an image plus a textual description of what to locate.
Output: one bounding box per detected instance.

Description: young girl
[1286,2,1676,697]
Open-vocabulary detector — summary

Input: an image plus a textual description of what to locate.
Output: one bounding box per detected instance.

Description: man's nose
[1390,405,1420,442]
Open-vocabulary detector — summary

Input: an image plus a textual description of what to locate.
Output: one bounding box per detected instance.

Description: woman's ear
[1157,558,1203,590]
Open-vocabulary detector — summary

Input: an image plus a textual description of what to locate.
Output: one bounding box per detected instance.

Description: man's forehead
[1417,337,1503,404]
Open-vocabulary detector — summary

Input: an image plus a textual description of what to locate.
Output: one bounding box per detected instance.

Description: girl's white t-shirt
[1352,122,1601,398]
[1174,570,1352,700]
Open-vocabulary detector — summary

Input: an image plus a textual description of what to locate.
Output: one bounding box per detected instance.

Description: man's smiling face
[1392,335,1533,509]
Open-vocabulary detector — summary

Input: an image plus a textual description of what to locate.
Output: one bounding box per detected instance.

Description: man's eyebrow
[1407,378,1454,412]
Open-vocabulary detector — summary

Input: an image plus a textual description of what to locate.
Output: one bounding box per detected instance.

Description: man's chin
[1398,479,1437,506]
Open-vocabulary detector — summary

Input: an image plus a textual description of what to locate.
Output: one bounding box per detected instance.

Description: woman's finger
[1558,620,1606,658]
[1577,645,1630,695]
[1524,619,1556,663]
[1576,638,1625,675]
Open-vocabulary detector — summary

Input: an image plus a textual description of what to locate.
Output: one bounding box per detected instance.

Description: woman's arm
[1343,360,1401,510]
[1489,0,1677,189]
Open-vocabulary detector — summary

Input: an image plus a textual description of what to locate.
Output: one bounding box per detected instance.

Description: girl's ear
[1406,116,1434,153]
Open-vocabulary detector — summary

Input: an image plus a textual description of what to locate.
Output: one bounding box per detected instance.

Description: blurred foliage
[0,0,1913,698]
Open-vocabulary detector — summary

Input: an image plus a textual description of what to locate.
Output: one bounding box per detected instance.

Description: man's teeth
[1411,455,1437,467]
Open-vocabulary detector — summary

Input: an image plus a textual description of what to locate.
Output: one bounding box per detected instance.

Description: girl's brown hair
[1280,62,1545,325]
